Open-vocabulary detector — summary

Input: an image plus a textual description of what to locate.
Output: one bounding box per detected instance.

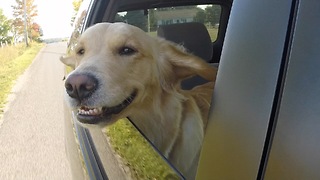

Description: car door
[264,0,320,179]
[197,0,320,179]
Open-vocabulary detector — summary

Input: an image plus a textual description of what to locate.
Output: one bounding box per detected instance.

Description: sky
[0,0,74,39]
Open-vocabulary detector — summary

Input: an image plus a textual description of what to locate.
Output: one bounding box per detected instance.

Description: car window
[65,0,224,179]
[99,4,221,179]
[115,5,221,42]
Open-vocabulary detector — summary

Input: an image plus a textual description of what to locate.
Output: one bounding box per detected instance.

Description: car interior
[157,22,217,90]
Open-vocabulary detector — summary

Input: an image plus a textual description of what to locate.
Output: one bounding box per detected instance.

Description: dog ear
[158,40,217,90]
[60,55,75,69]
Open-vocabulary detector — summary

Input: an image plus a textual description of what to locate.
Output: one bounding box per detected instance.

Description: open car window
[97,4,222,179]
[65,0,226,179]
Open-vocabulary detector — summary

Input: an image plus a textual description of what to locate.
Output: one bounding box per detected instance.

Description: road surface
[0,42,72,179]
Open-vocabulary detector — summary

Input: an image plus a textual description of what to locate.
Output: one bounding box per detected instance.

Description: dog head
[61,22,216,126]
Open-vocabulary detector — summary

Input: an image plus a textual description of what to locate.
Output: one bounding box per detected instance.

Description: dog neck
[128,87,184,157]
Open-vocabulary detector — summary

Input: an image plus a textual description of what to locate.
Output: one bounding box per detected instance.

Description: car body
[63,0,320,179]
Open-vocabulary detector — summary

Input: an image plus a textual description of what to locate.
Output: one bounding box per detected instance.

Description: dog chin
[75,114,118,128]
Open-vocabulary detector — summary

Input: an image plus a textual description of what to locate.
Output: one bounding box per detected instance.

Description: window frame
[65,0,232,179]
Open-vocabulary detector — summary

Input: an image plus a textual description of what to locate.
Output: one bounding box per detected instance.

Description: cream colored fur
[61,22,217,178]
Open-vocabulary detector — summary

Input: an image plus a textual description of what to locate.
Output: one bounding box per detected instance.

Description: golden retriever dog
[61,22,217,178]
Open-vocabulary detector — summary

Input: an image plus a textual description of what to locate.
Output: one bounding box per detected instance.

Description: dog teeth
[78,107,102,116]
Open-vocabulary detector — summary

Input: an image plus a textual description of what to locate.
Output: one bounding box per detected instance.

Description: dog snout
[65,74,98,100]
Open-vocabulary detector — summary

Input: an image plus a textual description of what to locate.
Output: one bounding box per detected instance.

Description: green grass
[0,43,44,113]
[207,28,218,41]
[105,118,180,180]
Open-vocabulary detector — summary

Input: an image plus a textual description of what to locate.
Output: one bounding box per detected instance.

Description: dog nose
[65,74,97,100]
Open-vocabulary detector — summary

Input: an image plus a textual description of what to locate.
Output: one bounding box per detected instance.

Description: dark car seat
[157,22,216,90]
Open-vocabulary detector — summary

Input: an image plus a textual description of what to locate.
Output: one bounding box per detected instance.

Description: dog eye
[118,46,136,56]
[77,48,85,55]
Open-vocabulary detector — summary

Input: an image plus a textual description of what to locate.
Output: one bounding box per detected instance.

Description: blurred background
[0,0,79,44]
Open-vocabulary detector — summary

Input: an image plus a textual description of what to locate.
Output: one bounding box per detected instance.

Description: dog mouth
[76,90,137,124]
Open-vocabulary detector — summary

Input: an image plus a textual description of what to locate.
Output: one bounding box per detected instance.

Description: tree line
[115,5,221,32]
[0,0,42,45]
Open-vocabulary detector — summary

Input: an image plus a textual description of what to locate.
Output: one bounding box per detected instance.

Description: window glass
[116,5,221,41]
[67,0,92,53]
[68,10,87,53]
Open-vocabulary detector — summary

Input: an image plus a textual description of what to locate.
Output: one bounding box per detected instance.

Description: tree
[0,9,12,44]
[124,11,147,31]
[205,5,221,26]
[31,22,43,42]
[148,9,157,32]
[12,0,38,42]
[194,8,206,23]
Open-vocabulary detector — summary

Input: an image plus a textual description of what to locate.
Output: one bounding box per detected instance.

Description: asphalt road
[0,42,72,179]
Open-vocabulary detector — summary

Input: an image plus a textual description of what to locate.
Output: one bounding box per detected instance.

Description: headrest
[157,22,213,62]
